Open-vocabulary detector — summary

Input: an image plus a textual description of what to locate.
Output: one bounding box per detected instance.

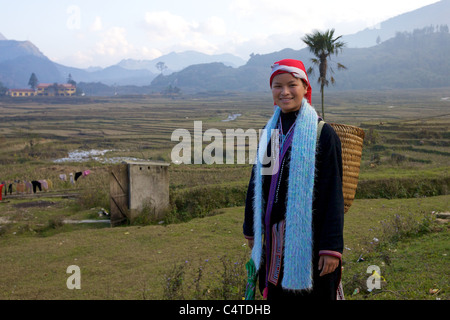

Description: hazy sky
[0,0,440,68]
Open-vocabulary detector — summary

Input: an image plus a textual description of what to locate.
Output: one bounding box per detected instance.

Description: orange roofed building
[36,83,76,96]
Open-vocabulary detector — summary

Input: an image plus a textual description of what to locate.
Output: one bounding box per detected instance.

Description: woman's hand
[318,255,340,277]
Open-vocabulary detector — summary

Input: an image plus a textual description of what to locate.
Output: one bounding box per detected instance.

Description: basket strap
[317,120,325,143]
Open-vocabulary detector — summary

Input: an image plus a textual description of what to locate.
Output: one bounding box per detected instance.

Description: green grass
[0,195,448,300]
[341,196,449,300]
[343,231,449,300]
[0,199,249,300]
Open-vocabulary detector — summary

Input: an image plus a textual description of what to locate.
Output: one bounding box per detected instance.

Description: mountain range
[0,0,449,94]
[342,0,450,47]
[150,30,450,94]
[0,38,247,88]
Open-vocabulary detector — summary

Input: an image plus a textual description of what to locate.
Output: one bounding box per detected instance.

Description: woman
[243,59,344,300]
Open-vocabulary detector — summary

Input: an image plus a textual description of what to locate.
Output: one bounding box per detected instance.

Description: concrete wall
[127,161,170,222]
[110,161,170,226]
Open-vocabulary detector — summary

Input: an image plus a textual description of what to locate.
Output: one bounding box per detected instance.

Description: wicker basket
[329,123,365,213]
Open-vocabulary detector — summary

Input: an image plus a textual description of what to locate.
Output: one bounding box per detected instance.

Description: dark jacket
[243,113,344,298]
[244,117,344,252]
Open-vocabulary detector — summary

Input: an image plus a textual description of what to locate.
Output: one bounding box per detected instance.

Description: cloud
[169,36,219,55]
[228,0,439,35]
[228,0,314,30]
[140,46,163,60]
[144,11,196,40]
[95,27,133,56]
[63,27,135,67]
[60,24,165,68]
[198,16,227,36]
[140,7,305,60]
[56,0,437,69]
[143,11,227,39]
[90,16,103,32]
[72,50,95,66]
[141,11,229,55]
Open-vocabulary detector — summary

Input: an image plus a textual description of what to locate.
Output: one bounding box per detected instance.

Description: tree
[28,73,39,90]
[302,29,347,120]
[0,82,8,96]
[162,84,181,97]
[50,83,60,96]
[67,73,77,86]
[439,24,449,33]
[156,62,168,74]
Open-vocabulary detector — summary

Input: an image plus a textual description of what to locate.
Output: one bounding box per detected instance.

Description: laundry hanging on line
[75,172,83,181]
[0,168,92,196]
[31,181,42,193]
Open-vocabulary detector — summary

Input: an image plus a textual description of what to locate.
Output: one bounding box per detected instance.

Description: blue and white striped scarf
[252,98,318,291]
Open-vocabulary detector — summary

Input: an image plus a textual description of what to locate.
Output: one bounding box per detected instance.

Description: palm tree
[302,29,347,120]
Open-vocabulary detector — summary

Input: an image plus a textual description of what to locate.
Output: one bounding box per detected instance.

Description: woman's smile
[271,73,308,113]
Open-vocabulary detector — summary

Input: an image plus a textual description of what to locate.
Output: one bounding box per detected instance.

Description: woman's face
[271,73,308,113]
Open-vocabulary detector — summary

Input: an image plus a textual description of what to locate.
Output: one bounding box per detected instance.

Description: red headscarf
[270,59,312,104]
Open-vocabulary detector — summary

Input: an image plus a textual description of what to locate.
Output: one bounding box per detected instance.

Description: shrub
[168,183,247,223]
[356,177,449,199]
[77,172,110,210]
[162,254,248,300]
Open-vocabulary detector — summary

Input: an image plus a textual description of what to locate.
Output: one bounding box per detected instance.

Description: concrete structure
[110,161,170,226]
